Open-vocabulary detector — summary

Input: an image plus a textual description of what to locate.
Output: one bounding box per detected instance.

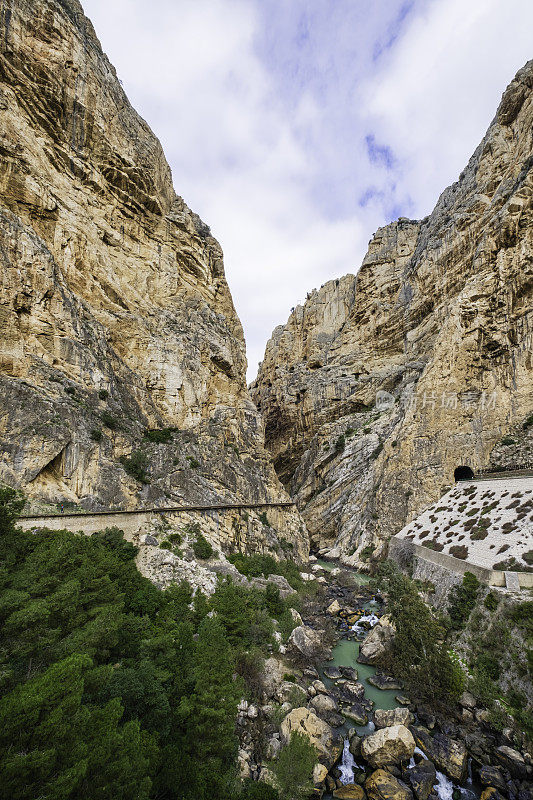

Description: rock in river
[374,708,414,728]
[410,726,467,782]
[365,768,414,800]
[358,617,395,664]
[404,758,437,800]
[367,674,403,691]
[333,784,367,800]
[361,725,416,768]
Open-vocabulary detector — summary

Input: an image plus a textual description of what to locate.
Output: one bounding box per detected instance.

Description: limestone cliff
[0,0,307,558]
[252,61,533,561]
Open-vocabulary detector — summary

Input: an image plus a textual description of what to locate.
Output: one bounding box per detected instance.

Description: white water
[338,738,357,785]
[411,745,476,800]
[351,612,380,636]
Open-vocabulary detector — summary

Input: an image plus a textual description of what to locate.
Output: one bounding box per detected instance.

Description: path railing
[20,501,296,521]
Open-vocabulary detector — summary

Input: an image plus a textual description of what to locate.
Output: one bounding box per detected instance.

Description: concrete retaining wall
[390,536,533,590]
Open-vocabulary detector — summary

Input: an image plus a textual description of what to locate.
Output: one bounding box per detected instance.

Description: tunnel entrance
[454,465,475,482]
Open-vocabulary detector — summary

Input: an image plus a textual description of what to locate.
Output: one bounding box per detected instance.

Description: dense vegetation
[0,488,309,800]
[377,562,465,706]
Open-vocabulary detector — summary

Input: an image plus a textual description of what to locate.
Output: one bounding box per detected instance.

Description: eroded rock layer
[0,0,307,558]
[252,61,533,561]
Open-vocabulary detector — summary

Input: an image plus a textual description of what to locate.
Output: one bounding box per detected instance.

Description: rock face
[0,0,307,558]
[251,61,533,558]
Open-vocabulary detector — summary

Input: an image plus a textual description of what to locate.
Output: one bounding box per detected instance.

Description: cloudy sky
[83,0,533,380]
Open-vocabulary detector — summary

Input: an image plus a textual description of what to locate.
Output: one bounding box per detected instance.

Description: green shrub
[160,540,172,550]
[186,455,200,469]
[272,731,316,799]
[101,410,117,430]
[523,414,533,429]
[334,434,346,453]
[360,545,374,562]
[448,572,480,630]
[484,592,499,611]
[376,562,464,706]
[98,389,109,400]
[65,385,76,395]
[500,436,516,446]
[90,428,103,442]
[228,553,303,592]
[119,450,149,483]
[144,428,173,444]
[258,511,270,527]
[192,533,214,560]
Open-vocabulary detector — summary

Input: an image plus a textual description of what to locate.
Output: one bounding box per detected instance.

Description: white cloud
[364,0,533,217]
[81,0,533,380]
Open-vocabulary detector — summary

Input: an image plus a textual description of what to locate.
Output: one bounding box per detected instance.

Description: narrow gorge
[252,60,533,563]
[0,2,531,800]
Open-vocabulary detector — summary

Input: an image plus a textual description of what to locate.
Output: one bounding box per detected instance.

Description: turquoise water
[316,559,371,584]
[327,638,400,712]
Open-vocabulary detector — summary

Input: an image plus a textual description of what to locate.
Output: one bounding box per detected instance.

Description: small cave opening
[454,465,475,482]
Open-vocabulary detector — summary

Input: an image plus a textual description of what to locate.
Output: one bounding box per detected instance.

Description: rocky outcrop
[0,0,307,558]
[252,61,533,559]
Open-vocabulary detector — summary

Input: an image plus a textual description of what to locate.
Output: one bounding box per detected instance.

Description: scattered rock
[340,666,359,681]
[410,726,467,782]
[333,784,367,799]
[479,766,506,792]
[288,625,323,659]
[311,693,339,717]
[324,665,343,680]
[280,707,336,765]
[344,703,369,726]
[374,709,414,729]
[328,599,342,615]
[139,534,159,546]
[361,725,416,768]
[395,696,411,706]
[337,681,366,703]
[494,746,527,778]
[367,674,403,691]
[358,617,395,664]
[404,758,437,800]
[313,763,329,786]
[365,768,414,800]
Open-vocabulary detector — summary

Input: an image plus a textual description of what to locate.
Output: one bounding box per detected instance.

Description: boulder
[410,726,467,782]
[344,703,369,726]
[361,725,416,768]
[312,679,329,694]
[313,763,329,786]
[480,789,505,800]
[288,625,323,659]
[479,766,506,792]
[280,707,336,765]
[338,681,366,703]
[340,666,359,681]
[324,665,342,679]
[266,737,281,760]
[333,784,367,799]
[459,691,476,710]
[262,657,287,699]
[405,759,437,800]
[139,534,159,546]
[311,693,339,717]
[365,768,414,800]
[367,674,402,691]
[494,746,527,778]
[374,709,414,729]
[358,616,395,664]
[328,599,342,614]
